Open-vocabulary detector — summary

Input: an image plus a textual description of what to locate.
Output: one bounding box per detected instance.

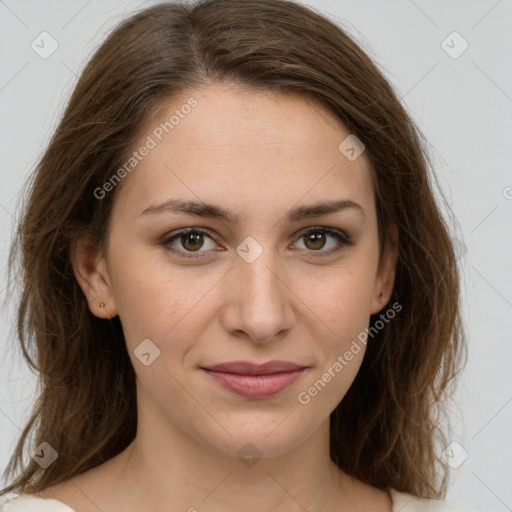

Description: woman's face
[77,82,398,459]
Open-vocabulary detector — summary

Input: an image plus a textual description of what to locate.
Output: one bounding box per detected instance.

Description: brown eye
[303,231,328,250]
[292,228,352,257]
[162,228,217,258]
[161,226,352,260]
[179,231,206,252]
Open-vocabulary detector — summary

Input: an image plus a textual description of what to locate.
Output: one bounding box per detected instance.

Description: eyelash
[160,226,352,260]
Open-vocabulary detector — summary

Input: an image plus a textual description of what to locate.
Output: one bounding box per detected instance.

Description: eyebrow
[138,198,365,223]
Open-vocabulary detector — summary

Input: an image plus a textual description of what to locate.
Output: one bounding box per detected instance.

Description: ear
[70,234,118,319]
[370,223,399,315]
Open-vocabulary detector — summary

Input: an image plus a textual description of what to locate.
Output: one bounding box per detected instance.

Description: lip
[200,361,308,399]
[202,360,306,375]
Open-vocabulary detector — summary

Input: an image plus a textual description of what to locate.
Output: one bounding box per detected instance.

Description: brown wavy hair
[1,0,467,500]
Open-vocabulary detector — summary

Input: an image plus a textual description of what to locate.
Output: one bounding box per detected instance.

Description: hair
[1,0,467,501]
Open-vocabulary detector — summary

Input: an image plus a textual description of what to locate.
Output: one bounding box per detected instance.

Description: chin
[197,418,312,461]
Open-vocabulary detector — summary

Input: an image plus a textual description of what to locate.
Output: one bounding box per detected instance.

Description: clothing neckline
[2,488,435,512]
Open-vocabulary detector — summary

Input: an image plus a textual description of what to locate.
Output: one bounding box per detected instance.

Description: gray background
[0,1,511,510]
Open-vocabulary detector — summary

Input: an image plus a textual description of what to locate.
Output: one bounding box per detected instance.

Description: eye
[292,227,352,257]
[161,227,217,258]
[160,226,352,259]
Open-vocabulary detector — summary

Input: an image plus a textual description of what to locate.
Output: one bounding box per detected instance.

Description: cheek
[107,244,216,351]
[298,265,375,340]
[294,265,375,405]
[296,280,370,413]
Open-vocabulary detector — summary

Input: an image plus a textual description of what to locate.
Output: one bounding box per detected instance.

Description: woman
[0,0,470,510]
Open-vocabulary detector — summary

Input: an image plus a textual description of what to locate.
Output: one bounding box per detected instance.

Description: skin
[38,82,398,512]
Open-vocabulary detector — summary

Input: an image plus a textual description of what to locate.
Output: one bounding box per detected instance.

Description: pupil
[306,232,325,250]
[183,232,203,251]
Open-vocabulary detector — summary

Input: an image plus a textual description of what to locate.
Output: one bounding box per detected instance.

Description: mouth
[200,360,308,398]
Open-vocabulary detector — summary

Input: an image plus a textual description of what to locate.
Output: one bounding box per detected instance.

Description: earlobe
[70,236,117,319]
[370,224,399,315]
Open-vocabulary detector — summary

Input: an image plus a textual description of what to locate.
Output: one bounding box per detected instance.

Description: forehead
[114,82,375,223]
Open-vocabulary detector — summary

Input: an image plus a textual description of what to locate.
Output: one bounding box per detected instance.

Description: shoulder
[1,459,121,512]
[390,489,473,512]
[0,494,76,512]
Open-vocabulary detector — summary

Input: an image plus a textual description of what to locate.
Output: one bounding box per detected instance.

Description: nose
[219,241,295,344]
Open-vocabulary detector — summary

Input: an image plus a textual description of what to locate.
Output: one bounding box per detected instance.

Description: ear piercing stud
[99,302,105,308]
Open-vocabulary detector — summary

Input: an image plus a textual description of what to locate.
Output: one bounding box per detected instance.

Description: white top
[0,489,473,511]
[389,489,471,511]
[0,495,75,511]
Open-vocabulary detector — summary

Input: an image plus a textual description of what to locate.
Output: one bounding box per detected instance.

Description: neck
[107,389,358,512]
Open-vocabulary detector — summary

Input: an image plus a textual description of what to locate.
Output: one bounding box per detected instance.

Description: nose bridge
[237,233,285,307]
[239,238,281,294]
[223,234,294,342]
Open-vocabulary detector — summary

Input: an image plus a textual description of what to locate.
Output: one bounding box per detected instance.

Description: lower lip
[201,369,306,398]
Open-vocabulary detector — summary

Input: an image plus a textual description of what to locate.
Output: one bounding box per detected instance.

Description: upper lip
[202,361,307,375]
